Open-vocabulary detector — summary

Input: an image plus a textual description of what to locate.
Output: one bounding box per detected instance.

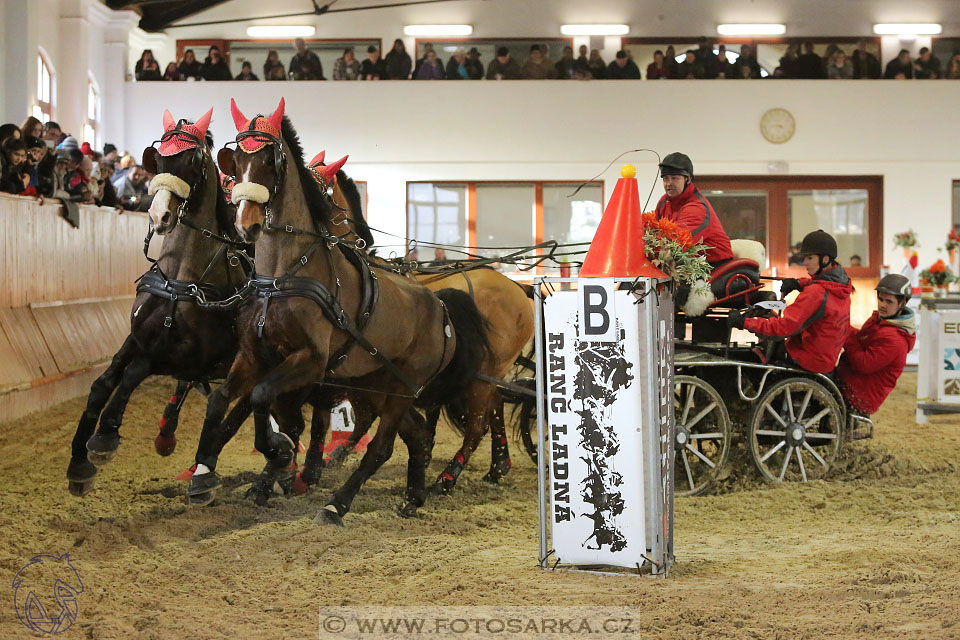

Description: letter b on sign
[579,278,616,342]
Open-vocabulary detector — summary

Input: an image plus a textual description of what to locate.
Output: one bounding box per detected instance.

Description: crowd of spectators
[1,115,153,215]
[135,36,960,82]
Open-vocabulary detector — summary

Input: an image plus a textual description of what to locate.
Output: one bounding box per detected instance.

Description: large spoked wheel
[748,377,843,483]
[674,375,732,497]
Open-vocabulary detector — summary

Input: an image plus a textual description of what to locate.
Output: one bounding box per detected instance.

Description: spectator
[113,153,134,183]
[884,49,914,79]
[716,45,738,78]
[163,62,181,81]
[235,61,259,81]
[465,47,484,79]
[135,49,162,81]
[797,41,825,78]
[263,50,287,81]
[555,46,576,79]
[102,143,118,166]
[574,44,589,75]
[445,47,469,80]
[361,45,387,80]
[587,49,607,79]
[827,49,853,79]
[384,39,412,80]
[42,121,61,146]
[914,47,941,79]
[415,49,445,80]
[289,38,325,80]
[486,47,522,80]
[333,48,362,80]
[0,138,31,195]
[178,49,203,80]
[607,49,641,79]
[78,155,98,204]
[778,43,801,78]
[694,36,720,79]
[851,39,881,79]
[202,46,231,81]
[646,50,672,79]
[52,149,75,201]
[676,50,703,79]
[522,44,558,79]
[24,136,52,195]
[0,124,21,145]
[97,161,117,208]
[945,54,960,79]
[735,44,762,79]
[20,116,43,139]
[849,255,862,267]
[114,164,150,211]
[663,45,680,77]
[413,43,436,79]
[788,242,804,266]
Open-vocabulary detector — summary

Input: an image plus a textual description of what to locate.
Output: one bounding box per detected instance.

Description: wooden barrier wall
[0,194,153,422]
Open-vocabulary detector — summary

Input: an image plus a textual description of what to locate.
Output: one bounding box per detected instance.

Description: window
[695,176,882,276]
[83,74,100,149]
[953,181,960,232]
[407,181,603,269]
[178,39,382,79]
[415,38,573,70]
[34,49,54,122]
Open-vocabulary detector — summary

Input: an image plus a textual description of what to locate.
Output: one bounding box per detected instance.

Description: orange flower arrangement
[641,213,694,250]
[640,212,711,286]
[920,259,956,287]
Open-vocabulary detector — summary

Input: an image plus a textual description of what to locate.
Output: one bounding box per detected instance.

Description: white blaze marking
[148,189,172,227]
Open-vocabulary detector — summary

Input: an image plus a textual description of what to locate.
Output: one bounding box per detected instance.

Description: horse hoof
[186,489,217,507]
[265,432,295,470]
[482,472,501,484]
[86,448,117,466]
[293,472,311,496]
[314,506,344,527]
[429,480,453,496]
[154,432,177,456]
[398,502,419,519]
[68,479,95,497]
[186,472,221,506]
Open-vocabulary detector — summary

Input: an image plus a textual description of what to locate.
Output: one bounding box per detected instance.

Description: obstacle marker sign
[544,284,647,568]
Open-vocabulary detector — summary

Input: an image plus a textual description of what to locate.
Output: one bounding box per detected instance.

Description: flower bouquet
[919,259,957,293]
[946,229,960,265]
[641,213,713,314]
[894,230,919,259]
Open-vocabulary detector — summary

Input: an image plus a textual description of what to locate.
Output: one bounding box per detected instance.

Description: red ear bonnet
[320,155,348,184]
[232,97,285,154]
[158,107,214,156]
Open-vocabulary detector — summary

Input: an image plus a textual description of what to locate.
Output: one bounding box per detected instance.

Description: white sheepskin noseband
[232,182,270,204]
[148,173,191,199]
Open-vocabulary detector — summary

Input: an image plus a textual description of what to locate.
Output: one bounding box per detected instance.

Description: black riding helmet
[799,229,838,274]
[875,273,911,302]
[659,152,694,178]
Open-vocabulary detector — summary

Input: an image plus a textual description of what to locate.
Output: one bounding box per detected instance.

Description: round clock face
[760,108,796,144]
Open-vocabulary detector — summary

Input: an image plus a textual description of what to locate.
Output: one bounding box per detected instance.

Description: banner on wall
[544,284,646,568]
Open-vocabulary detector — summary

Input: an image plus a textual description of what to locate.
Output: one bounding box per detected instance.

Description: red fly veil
[308,151,349,186]
[231,97,285,153]
[158,108,213,156]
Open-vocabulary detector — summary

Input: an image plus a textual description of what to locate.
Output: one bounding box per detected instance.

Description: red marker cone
[579,164,665,279]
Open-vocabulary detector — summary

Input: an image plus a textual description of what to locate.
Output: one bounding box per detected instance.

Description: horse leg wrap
[437,452,465,491]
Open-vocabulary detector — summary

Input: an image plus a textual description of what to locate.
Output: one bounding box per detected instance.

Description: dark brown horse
[66,109,254,497]
[186,98,489,523]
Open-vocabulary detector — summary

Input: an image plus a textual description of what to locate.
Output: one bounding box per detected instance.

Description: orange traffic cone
[579,164,665,279]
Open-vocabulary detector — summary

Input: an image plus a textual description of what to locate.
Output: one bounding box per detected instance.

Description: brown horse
[305,155,535,493]
[187,98,489,524]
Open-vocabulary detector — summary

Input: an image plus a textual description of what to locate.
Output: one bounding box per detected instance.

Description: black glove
[726,309,746,330]
[780,278,801,297]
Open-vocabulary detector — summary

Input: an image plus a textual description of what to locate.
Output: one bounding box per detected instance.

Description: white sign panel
[937,310,960,402]
[544,288,646,568]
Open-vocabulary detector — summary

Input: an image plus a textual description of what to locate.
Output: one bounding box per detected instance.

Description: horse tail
[336,170,374,248]
[418,288,490,435]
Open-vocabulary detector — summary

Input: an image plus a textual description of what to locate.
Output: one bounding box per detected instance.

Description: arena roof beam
[136,0,234,32]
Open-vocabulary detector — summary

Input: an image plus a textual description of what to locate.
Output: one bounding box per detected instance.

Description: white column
[1,0,31,123]
[100,11,140,151]
[57,0,90,138]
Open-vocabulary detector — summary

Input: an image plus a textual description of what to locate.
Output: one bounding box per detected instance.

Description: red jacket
[836,309,916,414]
[744,264,853,373]
[655,182,733,264]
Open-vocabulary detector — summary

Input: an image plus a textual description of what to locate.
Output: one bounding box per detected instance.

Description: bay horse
[65,109,255,497]
[302,153,535,494]
[187,98,489,524]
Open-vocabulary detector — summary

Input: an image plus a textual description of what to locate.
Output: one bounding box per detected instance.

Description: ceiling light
[246,25,315,38]
[717,23,786,36]
[403,25,473,36]
[560,24,630,36]
[873,23,942,35]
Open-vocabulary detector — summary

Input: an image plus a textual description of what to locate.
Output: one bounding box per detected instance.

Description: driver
[655,152,733,267]
[728,229,852,373]
[835,274,916,415]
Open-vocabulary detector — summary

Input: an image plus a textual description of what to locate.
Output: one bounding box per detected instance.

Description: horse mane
[280,115,333,231]
[336,169,374,247]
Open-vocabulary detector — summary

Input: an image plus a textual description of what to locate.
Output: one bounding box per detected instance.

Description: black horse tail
[417,289,490,435]
[336,170,375,248]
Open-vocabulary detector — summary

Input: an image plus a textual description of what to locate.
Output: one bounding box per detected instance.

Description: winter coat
[445,58,469,80]
[646,62,672,80]
[465,58,484,80]
[797,52,825,79]
[135,59,162,81]
[485,57,522,80]
[744,264,853,373]
[361,58,387,80]
[333,58,362,80]
[521,57,558,79]
[606,59,641,79]
[836,309,916,414]
[884,58,915,79]
[384,50,412,79]
[289,51,325,80]
[654,182,734,264]
[178,60,203,80]
[415,60,445,80]
[202,58,232,81]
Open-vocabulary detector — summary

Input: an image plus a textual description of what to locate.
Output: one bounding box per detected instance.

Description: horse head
[143,107,213,234]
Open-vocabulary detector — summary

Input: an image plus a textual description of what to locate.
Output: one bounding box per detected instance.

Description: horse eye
[266,155,275,166]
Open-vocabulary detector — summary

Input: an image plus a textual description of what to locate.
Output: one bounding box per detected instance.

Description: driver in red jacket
[728,230,852,373]
[836,274,916,414]
[655,152,733,266]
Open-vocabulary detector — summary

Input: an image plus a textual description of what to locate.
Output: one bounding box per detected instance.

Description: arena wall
[0,194,150,422]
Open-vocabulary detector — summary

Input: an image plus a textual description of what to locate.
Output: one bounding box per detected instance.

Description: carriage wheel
[673,375,732,497]
[748,377,843,483]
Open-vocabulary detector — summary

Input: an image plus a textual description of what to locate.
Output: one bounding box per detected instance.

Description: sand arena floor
[0,372,958,638]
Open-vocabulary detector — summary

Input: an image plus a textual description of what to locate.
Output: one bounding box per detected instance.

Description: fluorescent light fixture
[246,25,315,38]
[717,23,786,36]
[403,24,473,36]
[873,23,942,35]
[560,24,629,36]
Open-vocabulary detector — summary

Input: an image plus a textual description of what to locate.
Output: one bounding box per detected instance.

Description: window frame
[36,48,55,122]
[84,73,101,149]
[695,175,883,278]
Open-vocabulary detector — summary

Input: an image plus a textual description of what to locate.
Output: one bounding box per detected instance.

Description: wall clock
[760,108,796,144]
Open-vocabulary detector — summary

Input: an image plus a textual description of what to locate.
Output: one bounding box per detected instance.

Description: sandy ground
[0,372,959,639]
